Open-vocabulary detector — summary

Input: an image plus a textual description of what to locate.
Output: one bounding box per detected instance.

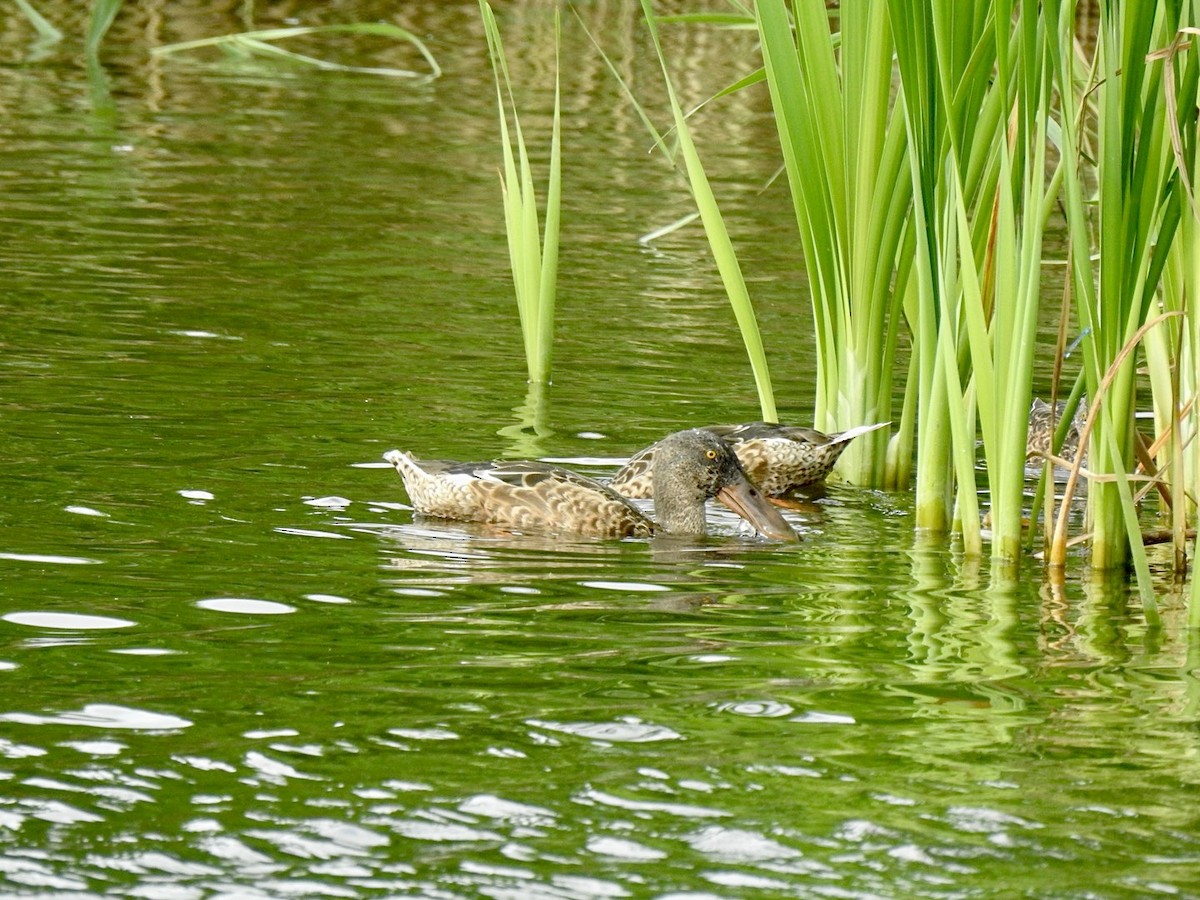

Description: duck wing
[719,422,888,491]
[606,446,657,499]
[394,455,654,538]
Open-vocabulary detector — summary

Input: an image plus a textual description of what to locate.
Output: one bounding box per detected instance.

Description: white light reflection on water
[3,611,135,630]
[586,835,668,861]
[0,553,101,565]
[195,598,295,615]
[527,717,683,743]
[0,704,192,731]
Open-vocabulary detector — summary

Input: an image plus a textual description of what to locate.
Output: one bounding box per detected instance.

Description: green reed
[746,0,1198,579]
[755,0,906,485]
[14,0,62,43]
[14,0,122,50]
[1046,0,1195,587]
[639,1,778,421]
[480,2,561,387]
[1145,26,1200,594]
[945,1,1056,561]
[85,0,121,56]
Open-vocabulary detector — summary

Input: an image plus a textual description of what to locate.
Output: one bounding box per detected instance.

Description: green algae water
[1,4,1198,898]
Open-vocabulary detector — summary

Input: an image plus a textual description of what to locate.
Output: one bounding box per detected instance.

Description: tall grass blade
[480,2,561,386]
[970,5,1055,561]
[85,0,122,56]
[888,0,967,532]
[1146,26,1200,583]
[755,0,906,485]
[1047,0,1191,575]
[14,0,62,43]
[640,1,777,421]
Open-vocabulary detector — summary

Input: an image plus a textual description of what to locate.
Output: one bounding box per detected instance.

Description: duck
[1026,397,1087,465]
[608,421,889,500]
[383,428,798,541]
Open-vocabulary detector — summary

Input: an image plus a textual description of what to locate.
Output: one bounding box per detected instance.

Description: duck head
[650,429,798,541]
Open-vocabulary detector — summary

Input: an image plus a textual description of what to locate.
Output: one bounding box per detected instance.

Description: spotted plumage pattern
[1026,397,1087,465]
[609,421,889,499]
[385,452,654,538]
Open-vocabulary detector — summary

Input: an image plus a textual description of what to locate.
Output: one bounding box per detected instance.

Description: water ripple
[275,527,354,540]
[713,699,795,718]
[64,505,108,517]
[579,788,728,820]
[0,703,191,731]
[459,794,556,825]
[0,552,101,565]
[686,824,802,862]
[4,611,135,630]
[585,835,667,861]
[527,717,682,744]
[388,819,504,843]
[195,598,295,615]
[243,750,321,785]
[388,727,458,741]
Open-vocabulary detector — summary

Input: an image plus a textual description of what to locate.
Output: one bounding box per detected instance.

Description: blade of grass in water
[14,0,62,43]
[639,0,777,422]
[754,0,906,485]
[153,24,441,80]
[1046,0,1189,584]
[480,2,561,387]
[86,0,122,56]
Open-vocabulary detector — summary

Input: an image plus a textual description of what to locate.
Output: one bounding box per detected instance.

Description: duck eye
[705,449,718,460]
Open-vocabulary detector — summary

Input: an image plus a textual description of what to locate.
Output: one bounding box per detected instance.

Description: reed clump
[629,1,1198,602]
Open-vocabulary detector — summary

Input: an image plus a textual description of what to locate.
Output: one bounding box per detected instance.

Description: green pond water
[2,3,1199,898]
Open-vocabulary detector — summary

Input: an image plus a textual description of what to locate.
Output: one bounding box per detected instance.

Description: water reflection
[497,379,555,458]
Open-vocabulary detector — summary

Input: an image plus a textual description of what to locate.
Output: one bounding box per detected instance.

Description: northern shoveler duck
[1026,397,1087,465]
[383,428,798,541]
[608,421,889,500]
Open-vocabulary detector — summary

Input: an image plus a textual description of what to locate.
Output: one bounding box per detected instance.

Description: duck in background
[1026,396,1087,466]
[608,421,889,501]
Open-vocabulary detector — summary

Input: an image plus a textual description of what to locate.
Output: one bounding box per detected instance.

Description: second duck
[610,421,889,500]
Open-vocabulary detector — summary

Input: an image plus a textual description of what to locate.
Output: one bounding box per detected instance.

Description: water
[2,3,1198,898]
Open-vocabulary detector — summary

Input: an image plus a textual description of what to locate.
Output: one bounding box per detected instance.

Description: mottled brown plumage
[384,429,797,541]
[609,421,889,499]
[1026,397,1087,465]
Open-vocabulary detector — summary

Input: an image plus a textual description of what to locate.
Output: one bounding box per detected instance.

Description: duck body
[384,428,797,541]
[1026,397,1087,465]
[385,453,654,538]
[609,421,889,499]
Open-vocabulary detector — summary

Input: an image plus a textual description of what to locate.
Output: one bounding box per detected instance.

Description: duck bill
[716,476,799,542]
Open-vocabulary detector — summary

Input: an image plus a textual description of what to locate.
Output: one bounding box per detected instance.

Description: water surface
[1,3,1197,898]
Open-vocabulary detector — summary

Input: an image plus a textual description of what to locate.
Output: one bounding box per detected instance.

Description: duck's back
[393,453,655,538]
[609,422,858,498]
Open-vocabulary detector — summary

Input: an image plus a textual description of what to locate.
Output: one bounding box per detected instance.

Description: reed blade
[640,0,777,421]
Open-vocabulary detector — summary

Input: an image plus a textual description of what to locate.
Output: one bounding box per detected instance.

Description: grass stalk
[153,24,441,79]
[754,0,906,485]
[640,0,777,421]
[14,0,62,43]
[888,0,1003,534]
[1047,0,1190,578]
[480,2,561,386]
[971,5,1054,561]
[1147,25,1200,577]
[86,0,122,56]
